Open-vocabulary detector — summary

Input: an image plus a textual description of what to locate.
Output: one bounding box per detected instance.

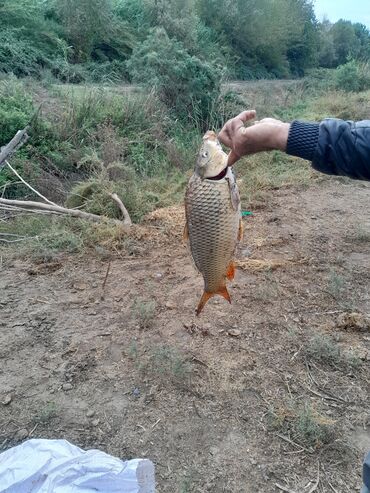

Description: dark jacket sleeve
[362,451,370,493]
[286,119,370,181]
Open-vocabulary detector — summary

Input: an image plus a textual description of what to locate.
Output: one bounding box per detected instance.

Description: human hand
[218,110,291,165]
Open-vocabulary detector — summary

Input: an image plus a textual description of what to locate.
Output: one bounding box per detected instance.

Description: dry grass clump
[269,402,336,449]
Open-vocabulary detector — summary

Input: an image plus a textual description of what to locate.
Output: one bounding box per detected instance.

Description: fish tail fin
[196,286,231,316]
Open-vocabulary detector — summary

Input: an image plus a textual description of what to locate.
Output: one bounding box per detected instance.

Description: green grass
[150,345,191,380]
[237,151,313,206]
[269,402,336,449]
[305,334,362,369]
[0,215,128,257]
[33,401,58,425]
[131,299,156,329]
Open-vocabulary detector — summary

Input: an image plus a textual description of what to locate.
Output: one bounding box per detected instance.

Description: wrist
[272,123,290,152]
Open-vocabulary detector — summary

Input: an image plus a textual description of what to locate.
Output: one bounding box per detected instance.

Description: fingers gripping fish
[184,131,243,315]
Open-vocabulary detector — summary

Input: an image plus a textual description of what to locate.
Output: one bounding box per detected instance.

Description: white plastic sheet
[0,439,155,493]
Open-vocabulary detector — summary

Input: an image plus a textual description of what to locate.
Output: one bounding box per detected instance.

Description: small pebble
[92,418,100,427]
[133,387,140,397]
[227,328,241,337]
[86,409,95,418]
[62,383,73,391]
[2,395,12,406]
[15,428,28,441]
[209,447,219,456]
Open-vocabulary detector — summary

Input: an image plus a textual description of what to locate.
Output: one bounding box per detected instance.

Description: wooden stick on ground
[109,193,132,226]
[0,129,29,169]
[0,198,124,225]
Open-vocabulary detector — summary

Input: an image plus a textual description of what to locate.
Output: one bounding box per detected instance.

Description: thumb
[227,150,240,166]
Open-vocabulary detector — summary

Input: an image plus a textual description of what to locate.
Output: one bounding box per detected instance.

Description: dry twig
[277,433,314,454]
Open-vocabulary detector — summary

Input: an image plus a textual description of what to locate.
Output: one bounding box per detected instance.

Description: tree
[331,20,361,65]
[0,0,67,76]
[286,0,319,75]
[127,28,221,125]
[353,23,370,60]
[55,0,134,62]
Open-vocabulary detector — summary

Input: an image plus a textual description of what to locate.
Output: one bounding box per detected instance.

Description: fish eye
[202,151,209,158]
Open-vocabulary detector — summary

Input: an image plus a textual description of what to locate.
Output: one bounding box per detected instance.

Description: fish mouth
[206,166,228,181]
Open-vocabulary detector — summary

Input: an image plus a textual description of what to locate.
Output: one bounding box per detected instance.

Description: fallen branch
[0,198,124,225]
[5,160,58,206]
[0,129,29,169]
[0,205,63,216]
[109,193,132,226]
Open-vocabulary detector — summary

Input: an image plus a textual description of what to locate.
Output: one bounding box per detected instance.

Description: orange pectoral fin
[226,261,236,281]
[196,286,231,316]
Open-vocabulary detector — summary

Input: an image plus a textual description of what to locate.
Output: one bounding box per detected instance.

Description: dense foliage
[1,0,369,82]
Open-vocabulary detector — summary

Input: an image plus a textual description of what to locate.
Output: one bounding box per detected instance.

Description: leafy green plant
[33,401,58,424]
[150,345,191,382]
[268,402,335,449]
[327,270,345,299]
[305,334,361,369]
[335,60,370,92]
[295,404,335,447]
[128,28,221,126]
[0,77,34,145]
[132,299,156,329]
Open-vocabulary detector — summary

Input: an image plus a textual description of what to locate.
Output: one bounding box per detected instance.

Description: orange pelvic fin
[226,261,236,281]
[196,286,231,316]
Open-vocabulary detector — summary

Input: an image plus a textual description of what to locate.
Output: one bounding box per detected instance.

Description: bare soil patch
[0,178,369,492]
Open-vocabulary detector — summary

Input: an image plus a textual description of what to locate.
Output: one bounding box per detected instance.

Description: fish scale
[185,166,241,312]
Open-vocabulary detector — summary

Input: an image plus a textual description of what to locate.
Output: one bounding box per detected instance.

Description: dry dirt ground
[0,177,369,492]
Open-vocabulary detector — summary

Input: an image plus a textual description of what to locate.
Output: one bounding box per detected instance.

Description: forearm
[286,119,370,181]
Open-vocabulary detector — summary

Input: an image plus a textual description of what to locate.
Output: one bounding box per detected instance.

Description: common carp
[184,131,242,315]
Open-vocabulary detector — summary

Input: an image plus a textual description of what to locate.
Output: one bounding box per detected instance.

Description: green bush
[65,175,144,222]
[335,60,370,92]
[0,77,34,145]
[128,28,222,126]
